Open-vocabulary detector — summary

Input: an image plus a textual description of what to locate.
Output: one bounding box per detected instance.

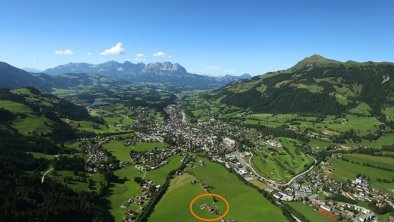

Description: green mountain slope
[0,87,94,141]
[210,55,394,115]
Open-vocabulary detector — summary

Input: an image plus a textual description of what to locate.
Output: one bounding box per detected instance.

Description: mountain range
[2,55,393,117]
[0,61,124,92]
[0,61,250,91]
[210,55,394,115]
[43,61,251,89]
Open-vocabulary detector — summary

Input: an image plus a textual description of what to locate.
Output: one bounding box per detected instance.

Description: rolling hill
[0,87,95,142]
[209,55,394,116]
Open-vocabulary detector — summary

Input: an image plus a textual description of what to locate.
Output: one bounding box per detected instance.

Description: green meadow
[27,152,57,160]
[308,139,333,149]
[252,137,314,182]
[104,116,133,125]
[49,170,105,193]
[148,173,208,222]
[362,133,394,149]
[74,120,112,134]
[103,140,133,162]
[382,107,394,121]
[0,100,32,113]
[149,158,287,222]
[133,142,168,152]
[144,155,183,185]
[12,116,52,135]
[329,155,394,195]
[343,154,394,171]
[104,166,142,222]
[288,201,334,222]
[104,155,183,221]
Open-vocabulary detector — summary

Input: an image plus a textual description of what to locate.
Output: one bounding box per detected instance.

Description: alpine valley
[1,55,393,222]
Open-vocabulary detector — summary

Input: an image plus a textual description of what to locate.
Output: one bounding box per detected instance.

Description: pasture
[0,100,32,113]
[252,137,314,182]
[103,140,133,162]
[104,155,183,221]
[328,156,394,195]
[288,201,334,222]
[12,116,52,135]
[133,142,168,152]
[149,158,287,222]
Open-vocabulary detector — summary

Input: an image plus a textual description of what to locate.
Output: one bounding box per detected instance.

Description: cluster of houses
[200,203,220,214]
[269,161,394,222]
[198,203,237,221]
[130,148,176,170]
[78,137,119,172]
[122,179,161,222]
[265,139,282,148]
[225,151,257,181]
[132,106,160,131]
[120,104,393,222]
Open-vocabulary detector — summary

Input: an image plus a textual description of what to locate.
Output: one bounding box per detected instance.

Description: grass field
[343,154,394,171]
[145,155,183,185]
[0,100,32,113]
[103,140,132,162]
[104,116,133,125]
[104,155,183,221]
[27,152,57,160]
[149,158,287,222]
[49,170,104,193]
[148,173,209,222]
[252,137,314,182]
[328,155,394,195]
[324,115,381,136]
[362,133,394,149]
[382,107,394,121]
[104,166,142,221]
[308,139,333,149]
[348,102,372,116]
[133,142,168,152]
[12,116,52,135]
[288,201,334,222]
[64,141,82,150]
[378,212,392,222]
[249,179,269,190]
[74,120,112,134]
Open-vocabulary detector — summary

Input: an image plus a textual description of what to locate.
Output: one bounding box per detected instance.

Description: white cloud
[168,55,173,58]
[100,42,124,55]
[33,58,38,62]
[134,53,145,62]
[54,49,74,55]
[87,52,93,56]
[153,51,167,57]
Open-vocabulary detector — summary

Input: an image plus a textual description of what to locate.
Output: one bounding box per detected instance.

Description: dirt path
[41,168,54,183]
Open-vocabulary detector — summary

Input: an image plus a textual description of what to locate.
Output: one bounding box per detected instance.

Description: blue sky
[0,0,393,76]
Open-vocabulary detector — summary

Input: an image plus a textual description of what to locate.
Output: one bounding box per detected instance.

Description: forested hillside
[210,55,394,116]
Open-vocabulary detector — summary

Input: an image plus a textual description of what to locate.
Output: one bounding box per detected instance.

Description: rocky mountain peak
[142,62,187,74]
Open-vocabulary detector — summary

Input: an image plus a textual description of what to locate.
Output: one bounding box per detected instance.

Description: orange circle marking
[189,193,230,221]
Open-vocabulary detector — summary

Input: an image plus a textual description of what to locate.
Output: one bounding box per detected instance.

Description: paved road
[41,168,54,183]
[238,152,279,186]
[283,159,317,186]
